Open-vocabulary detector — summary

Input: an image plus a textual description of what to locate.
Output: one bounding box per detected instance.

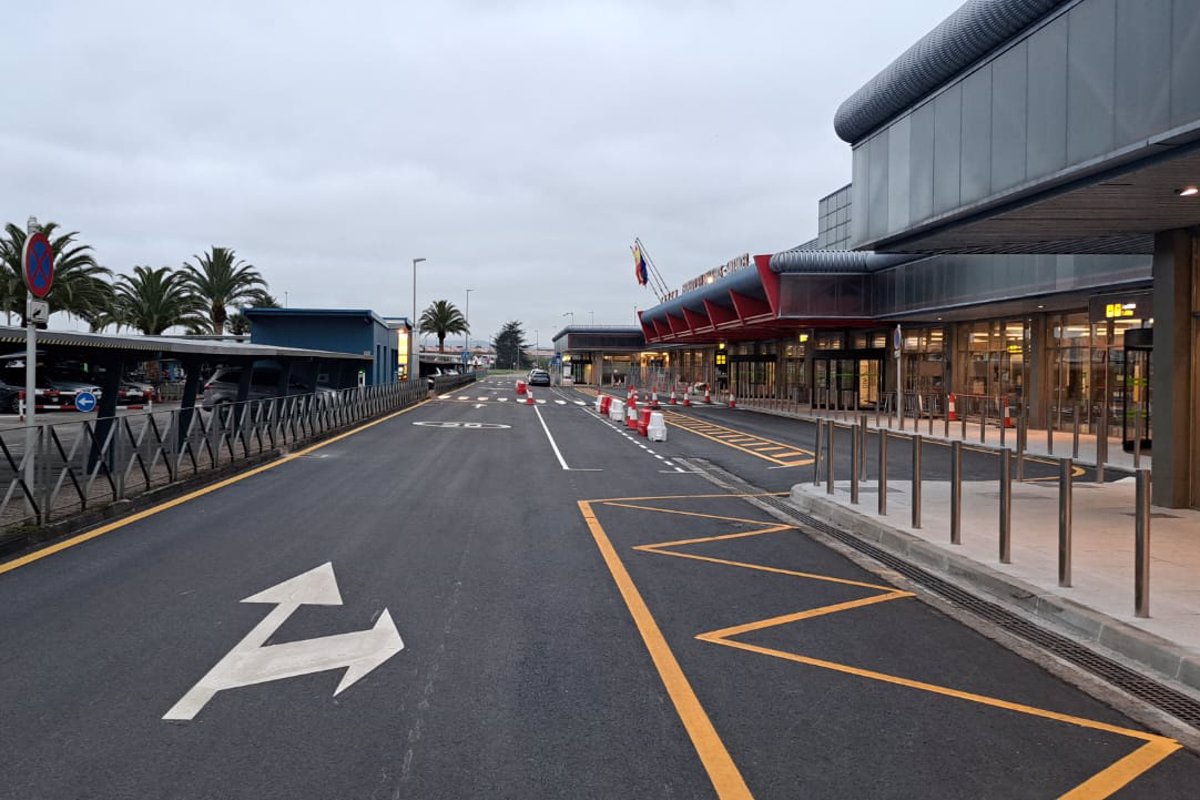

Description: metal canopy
[869,143,1200,256]
[0,326,372,362]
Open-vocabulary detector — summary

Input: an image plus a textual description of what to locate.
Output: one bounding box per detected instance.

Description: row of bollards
[809,414,1153,618]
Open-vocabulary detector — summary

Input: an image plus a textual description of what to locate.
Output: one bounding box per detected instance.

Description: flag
[632,243,649,286]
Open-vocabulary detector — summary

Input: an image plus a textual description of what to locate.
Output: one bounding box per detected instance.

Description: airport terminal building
[627,0,1200,507]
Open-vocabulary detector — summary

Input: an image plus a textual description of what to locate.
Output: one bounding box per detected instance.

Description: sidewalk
[788,475,1200,694]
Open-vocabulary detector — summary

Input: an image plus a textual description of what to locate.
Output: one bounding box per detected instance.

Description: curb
[788,486,1200,696]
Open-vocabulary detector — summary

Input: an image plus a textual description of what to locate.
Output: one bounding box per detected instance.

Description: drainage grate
[753,493,1200,730]
[679,454,1200,731]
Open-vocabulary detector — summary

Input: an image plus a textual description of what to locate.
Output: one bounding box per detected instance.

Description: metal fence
[0,374,476,544]
[807,414,1152,617]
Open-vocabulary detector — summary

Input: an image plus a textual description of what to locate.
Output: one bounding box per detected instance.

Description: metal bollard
[878,430,888,516]
[999,451,1012,564]
[943,393,950,438]
[1096,414,1107,484]
[980,403,988,444]
[813,419,823,486]
[1016,415,1026,482]
[1133,404,1143,470]
[850,424,860,505]
[1135,469,1151,618]
[859,413,869,481]
[911,434,922,529]
[927,402,934,436]
[950,440,962,545]
[1047,413,1054,455]
[826,421,836,495]
[1072,403,1080,460]
[899,392,905,432]
[1058,458,1073,588]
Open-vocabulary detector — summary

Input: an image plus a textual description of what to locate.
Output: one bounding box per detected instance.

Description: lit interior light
[1177,186,1199,197]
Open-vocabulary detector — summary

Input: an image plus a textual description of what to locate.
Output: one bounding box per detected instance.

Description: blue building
[243,308,412,386]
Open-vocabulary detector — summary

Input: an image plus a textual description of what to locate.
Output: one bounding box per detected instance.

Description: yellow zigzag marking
[596,495,1181,800]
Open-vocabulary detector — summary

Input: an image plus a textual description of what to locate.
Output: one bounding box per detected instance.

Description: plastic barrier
[637,408,653,436]
[516,380,526,395]
[647,411,667,442]
[609,400,625,422]
[600,395,612,415]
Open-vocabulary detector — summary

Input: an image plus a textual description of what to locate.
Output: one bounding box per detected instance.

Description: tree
[419,299,468,353]
[225,292,280,335]
[492,320,530,370]
[181,247,269,335]
[0,221,114,325]
[110,266,203,335]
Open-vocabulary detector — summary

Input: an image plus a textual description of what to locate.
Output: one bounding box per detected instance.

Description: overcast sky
[2,0,963,347]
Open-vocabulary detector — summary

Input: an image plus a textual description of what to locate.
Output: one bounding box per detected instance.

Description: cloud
[0,0,963,341]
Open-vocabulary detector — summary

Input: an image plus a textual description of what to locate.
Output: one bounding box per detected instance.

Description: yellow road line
[586,493,1182,798]
[578,501,752,800]
[663,412,813,467]
[1059,738,1183,799]
[0,400,431,577]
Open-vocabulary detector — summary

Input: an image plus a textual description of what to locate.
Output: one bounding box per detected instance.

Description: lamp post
[534,329,539,370]
[412,257,426,369]
[464,288,473,367]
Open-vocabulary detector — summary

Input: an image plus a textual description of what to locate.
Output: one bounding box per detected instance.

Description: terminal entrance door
[813,350,885,408]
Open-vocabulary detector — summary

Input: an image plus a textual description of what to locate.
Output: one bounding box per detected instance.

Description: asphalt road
[0,377,1195,798]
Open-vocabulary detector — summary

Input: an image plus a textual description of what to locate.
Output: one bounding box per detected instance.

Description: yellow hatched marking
[582,493,1183,799]
[662,412,814,467]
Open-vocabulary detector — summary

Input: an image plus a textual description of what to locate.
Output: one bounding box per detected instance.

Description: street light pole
[412,257,426,376]
[464,288,473,367]
[534,329,539,370]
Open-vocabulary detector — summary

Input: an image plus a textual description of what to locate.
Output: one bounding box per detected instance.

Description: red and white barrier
[526,389,535,405]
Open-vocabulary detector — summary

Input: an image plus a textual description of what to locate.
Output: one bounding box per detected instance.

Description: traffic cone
[683,389,691,408]
[703,387,712,404]
[669,389,677,405]
[947,392,957,422]
[728,392,737,409]
[526,389,535,406]
[1002,395,1013,428]
[651,390,660,409]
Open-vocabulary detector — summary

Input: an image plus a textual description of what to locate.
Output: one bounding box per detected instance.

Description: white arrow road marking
[473,403,486,409]
[164,563,403,721]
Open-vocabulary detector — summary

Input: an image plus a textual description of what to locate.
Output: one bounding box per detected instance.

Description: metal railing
[808,411,1151,616]
[0,378,441,544]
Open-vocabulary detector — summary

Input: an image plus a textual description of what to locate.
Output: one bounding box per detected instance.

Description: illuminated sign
[1105,303,1136,319]
[715,353,727,366]
[660,253,752,302]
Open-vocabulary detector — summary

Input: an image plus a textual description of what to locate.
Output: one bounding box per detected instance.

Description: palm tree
[419,300,468,352]
[181,247,269,335]
[111,266,203,335]
[0,222,114,325]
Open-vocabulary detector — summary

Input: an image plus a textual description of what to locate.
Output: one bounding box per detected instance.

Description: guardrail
[807,412,1152,617]
[0,379,434,546]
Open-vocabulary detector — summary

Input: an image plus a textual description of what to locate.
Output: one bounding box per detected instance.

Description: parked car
[528,369,551,386]
[0,367,67,413]
[200,365,320,409]
[43,367,104,407]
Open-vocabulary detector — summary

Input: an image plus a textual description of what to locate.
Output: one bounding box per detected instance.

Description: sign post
[21,218,55,503]
[893,324,904,431]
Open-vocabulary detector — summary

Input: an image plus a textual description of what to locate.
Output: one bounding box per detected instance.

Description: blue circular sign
[75,391,97,413]
[22,231,55,299]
